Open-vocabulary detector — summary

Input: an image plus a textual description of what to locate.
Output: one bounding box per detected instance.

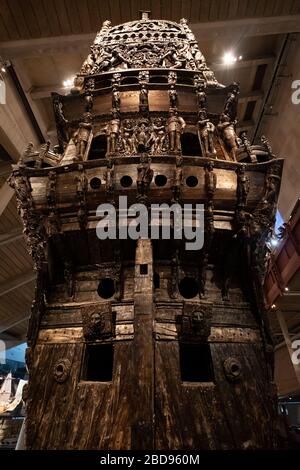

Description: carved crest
[178,302,213,339]
[81,303,114,340]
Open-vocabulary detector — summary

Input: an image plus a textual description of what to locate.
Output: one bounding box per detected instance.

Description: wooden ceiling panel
[53,0,72,35]
[0,0,299,42]
[19,0,41,38]
[0,198,20,233]
[8,0,31,39]
[64,0,82,35]
[22,56,60,87]
[5,321,28,338]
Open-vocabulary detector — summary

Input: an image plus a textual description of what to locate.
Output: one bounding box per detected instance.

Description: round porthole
[223,357,242,382]
[155,175,167,187]
[90,177,101,190]
[120,175,133,187]
[53,358,71,383]
[186,176,198,187]
[97,278,115,299]
[178,277,198,299]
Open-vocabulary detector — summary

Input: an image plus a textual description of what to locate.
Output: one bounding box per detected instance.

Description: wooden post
[131,238,154,449]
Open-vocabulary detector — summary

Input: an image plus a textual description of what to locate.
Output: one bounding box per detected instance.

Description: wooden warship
[10,13,283,450]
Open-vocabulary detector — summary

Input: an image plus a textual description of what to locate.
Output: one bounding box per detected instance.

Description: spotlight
[271,304,276,309]
[1,67,6,73]
[284,287,289,292]
[222,51,237,65]
[63,77,74,88]
[238,55,243,60]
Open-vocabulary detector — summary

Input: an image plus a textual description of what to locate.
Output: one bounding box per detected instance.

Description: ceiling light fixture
[1,67,6,73]
[63,77,74,88]
[223,51,237,65]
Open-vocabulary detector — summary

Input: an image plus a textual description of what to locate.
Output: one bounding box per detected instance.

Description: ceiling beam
[0,15,299,60]
[0,226,23,247]
[0,331,26,343]
[0,71,41,161]
[211,55,275,72]
[0,162,12,179]
[0,181,14,217]
[0,315,30,335]
[30,84,69,100]
[192,15,300,40]
[0,270,35,298]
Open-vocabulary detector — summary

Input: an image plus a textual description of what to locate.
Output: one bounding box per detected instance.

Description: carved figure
[112,85,120,110]
[166,109,186,153]
[196,80,207,109]
[169,85,178,108]
[168,71,177,85]
[171,155,183,202]
[74,113,92,160]
[36,141,50,169]
[139,84,149,111]
[106,112,120,155]
[138,70,149,83]
[122,122,137,155]
[198,110,216,156]
[236,165,250,207]
[151,118,166,154]
[137,154,153,201]
[217,113,238,161]
[205,161,217,200]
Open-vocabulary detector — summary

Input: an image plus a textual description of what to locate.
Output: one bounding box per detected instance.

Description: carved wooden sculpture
[10,13,283,450]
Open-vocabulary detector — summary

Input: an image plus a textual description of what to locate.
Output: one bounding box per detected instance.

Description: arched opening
[186,175,198,187]
[178,277,198,299]
[181,132,201,157]
[89,135,107,160]
[90,177,101,190]
[120,175,133,187]
[155,174,167,187]
[97,278,115,299]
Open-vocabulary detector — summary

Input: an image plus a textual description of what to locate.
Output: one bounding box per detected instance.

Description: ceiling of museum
[0,0,298,40]
[1,0,299,147]
[0,0,299,340]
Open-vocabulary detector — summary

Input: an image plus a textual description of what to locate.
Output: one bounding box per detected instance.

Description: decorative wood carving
[178,302,213,339]
[81,303,113,340]
[9,13,283,451]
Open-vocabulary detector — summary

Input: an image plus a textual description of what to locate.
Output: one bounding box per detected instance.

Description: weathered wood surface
[10,16,283,451]
[155,341,277,449]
